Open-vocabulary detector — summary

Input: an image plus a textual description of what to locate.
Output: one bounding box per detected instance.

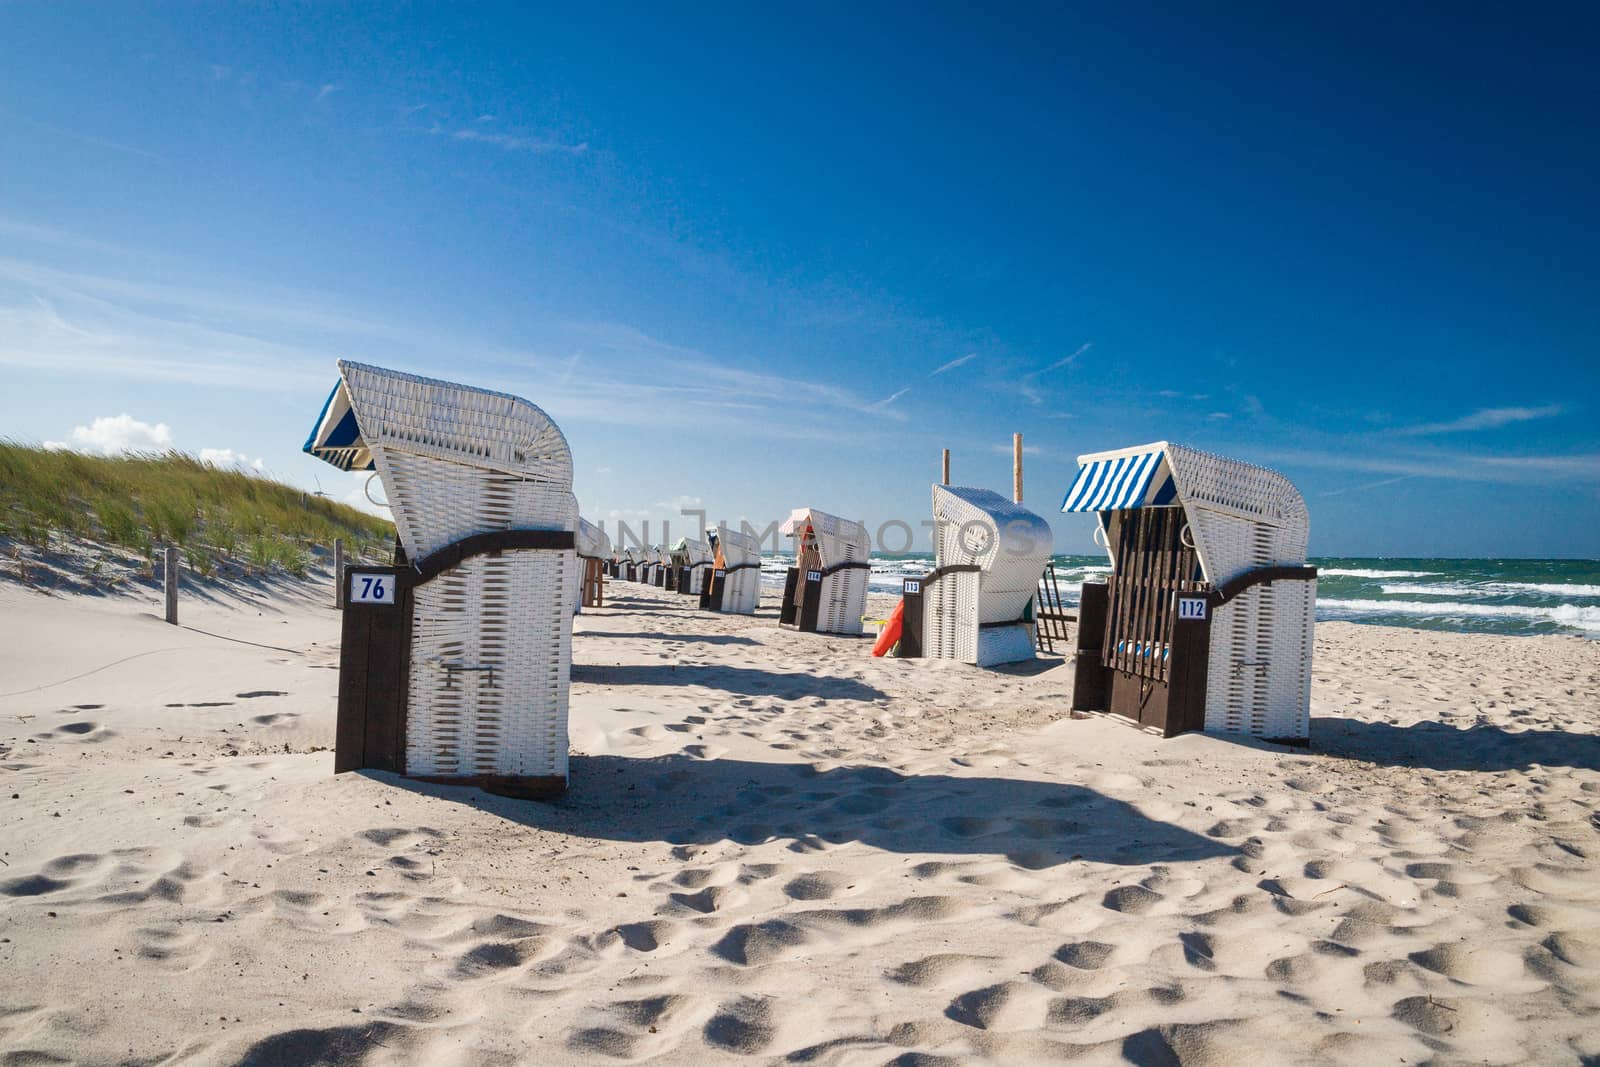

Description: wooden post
[941,449,950,486]
[334,537,345,609]
[1013,433,1024,503]
[164,545,179,625]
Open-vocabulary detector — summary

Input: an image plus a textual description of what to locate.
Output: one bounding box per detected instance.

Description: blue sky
[2,5,1596,557]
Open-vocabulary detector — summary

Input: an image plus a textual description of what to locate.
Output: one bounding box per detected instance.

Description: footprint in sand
[1055,940,1116,970]
[888,953,1000,989]
[131,924,211,971]
[702,996,781,1054]
[568,994,702,1059]
[945,980,1047,1031]
[614,919,680,953]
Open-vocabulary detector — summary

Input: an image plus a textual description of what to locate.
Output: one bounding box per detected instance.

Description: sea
[757,555,1600,639]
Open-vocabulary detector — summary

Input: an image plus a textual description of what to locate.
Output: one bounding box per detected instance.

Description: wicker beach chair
[711,524,762,614]
[906,486,1053,666]
[574,517,609,611]
[671,537,713,596]
[305,360,577,796]
[779,508,871,635]
[1062,441,1315,742]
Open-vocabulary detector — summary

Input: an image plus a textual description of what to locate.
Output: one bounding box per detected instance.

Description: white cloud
[198,447,265,472]
[62,414,173,455]
[654,495,704,512]
[1394,405,1564,436]
[438,126,588,155]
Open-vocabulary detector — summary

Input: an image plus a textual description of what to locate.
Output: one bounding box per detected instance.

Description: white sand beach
[2,576,1597,1065]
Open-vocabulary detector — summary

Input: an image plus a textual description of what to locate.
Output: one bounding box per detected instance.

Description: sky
[2,5,1596,557]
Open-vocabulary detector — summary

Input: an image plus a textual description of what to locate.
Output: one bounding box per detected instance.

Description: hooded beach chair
[778,507,871,635]
[305,360,578,797]
[702,524,761,614]
[574,517,609,610]
[1062,441,1316,742]
[896,486,1053,666]
[671,537,713,596]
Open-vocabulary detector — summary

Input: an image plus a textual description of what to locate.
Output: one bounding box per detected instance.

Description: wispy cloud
[1393,405,1564,436]
[1014,342,1092,404]
[1254,446,1600,486]
[435,126,589,156]
[316,83,339,101]
[930,352,977,376]
[1320,473,1416,498]
[0,107,164,162]
[868,386,912,410]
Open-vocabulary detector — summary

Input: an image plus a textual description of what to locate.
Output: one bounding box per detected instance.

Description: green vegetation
[0,442,392,577]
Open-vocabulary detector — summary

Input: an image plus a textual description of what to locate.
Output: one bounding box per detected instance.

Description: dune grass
[0,442,392,577]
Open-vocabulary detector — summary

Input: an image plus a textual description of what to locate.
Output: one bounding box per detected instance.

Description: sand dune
[1,578,1597,1064]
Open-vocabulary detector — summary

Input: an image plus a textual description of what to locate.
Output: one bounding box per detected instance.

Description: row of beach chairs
[306,361,1317,801]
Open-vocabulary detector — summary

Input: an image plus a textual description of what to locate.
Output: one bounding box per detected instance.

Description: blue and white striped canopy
[302,381,375,471]
[1061,445,1177,512]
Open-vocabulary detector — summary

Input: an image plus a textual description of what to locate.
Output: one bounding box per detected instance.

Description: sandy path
[1,580,1597,1065]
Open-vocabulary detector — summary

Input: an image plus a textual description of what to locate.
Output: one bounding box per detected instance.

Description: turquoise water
[759,555,1600,639]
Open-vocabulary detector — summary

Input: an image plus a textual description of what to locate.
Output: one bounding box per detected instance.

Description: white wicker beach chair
[917,486,1053,666]
[573,517,609,612]
[778,507,871,635]
[1062,441,1315,742]
[673,537,713,595]
[713,524,762,614]
[305,360,577,795]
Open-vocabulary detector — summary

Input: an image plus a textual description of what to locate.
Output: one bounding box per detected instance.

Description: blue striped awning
[1061,447,1174,512]
[302,381,375,471]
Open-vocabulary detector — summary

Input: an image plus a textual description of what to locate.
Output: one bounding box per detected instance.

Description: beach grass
[0,442,392,576]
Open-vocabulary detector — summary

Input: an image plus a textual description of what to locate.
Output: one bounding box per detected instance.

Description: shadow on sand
[372,754,1234,870]
[1310,716,1600,772]
[572,663,886,702]
[581,630,762,647]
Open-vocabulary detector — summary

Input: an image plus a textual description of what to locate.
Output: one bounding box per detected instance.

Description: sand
[1,575,1597,1065]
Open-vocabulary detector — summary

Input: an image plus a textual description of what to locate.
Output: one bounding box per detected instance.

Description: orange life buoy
[872,599,905,657]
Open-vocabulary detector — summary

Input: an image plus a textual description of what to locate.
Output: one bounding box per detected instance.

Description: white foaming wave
[1318,597,1600,633]
[1377,580,1600,599]
[1379,582,1485,597]
[1484,581,1600,598]
[1319,568,1442,579]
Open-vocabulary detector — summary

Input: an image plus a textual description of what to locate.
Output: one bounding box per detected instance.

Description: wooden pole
[941,449,950,486]
[334,537,345,609]
[1013,433,1024,503]
[164,545,179,625]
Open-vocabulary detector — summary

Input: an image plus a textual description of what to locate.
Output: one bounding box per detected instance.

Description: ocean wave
[1318,597,1600,633]
[1319,568,1442,579]
[1484,581,1600,598]
[1378,582,1485,597]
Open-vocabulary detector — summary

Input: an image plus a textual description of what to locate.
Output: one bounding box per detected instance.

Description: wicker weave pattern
[925,569,979,662]
[715,525,761,614]
[932,486,1054,625]
[1074,441,1314,740]
[676,539,713,596]
[406,551,572,778]
[783,508,870,636]
[571,518,609,613]
[924,485,1053,665]
[333,360,577,782]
